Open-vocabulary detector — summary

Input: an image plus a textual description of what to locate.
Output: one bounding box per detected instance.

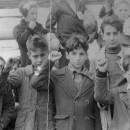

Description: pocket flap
[54,115,69,119]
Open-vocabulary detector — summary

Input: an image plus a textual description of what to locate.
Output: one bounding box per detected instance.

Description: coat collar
[55,66,93,98]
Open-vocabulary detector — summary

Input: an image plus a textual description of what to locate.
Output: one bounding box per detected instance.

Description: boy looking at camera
[0,35,55,130]
[31,34,102,130]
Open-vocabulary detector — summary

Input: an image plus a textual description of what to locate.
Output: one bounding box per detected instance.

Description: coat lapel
[75,77,94,98]
[56,67,78,98]
[63,67,78,98]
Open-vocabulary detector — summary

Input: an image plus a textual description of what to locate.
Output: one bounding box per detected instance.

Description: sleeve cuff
[96,69,107,78]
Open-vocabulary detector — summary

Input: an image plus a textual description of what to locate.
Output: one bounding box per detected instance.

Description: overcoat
[31,60,102,130]
[4,65,55,130]
[95,76,130,130]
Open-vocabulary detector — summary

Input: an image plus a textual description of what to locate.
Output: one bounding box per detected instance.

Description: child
[95,53,130,130]
[114,0,130,22]
[0,56,14,130]
[31,34,102,130]
[89,15,125,130]
[0,35,55,130]
[13,1,48,67]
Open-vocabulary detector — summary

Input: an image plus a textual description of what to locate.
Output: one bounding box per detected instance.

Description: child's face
[28,48,48,67]
[102,25,121,48]
[115,3,130,21]
[26,7,38,22]
[66,48,87,70]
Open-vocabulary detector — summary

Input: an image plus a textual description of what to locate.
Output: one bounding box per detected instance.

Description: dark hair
[101,15,123,33]
[26,35,48,53]
[65,34,89,53]
[0,56,5,64]
[122,55,130,72]
[19,0,38,17]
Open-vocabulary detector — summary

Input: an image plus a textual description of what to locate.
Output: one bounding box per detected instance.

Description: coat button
[85,99,89,104]
[85,116,89,120]
[73,116,77,120]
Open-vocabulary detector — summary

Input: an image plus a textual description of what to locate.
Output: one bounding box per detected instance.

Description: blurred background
[0,0,104,61]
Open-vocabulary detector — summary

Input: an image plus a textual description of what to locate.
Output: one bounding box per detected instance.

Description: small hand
[96,58,107,72]
[5,58,17,70]
[48,51,62,63]
[29,21,36,29]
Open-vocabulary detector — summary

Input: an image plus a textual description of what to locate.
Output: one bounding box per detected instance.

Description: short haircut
[26,35,48,53]
[19,0,38,17]
[101,15,123,33]
[0,56,5,64]
[114,0,130,12]
[122,55,130,72]
[65,34,88,53]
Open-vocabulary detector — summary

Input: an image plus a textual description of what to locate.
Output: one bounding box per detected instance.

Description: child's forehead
[71,48,87,53]
[30,48,48,54]
[104,25,119,32]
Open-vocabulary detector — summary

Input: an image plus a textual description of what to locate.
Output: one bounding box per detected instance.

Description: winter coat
[0,65,55,130]
[13,19,48,67]
[95,75,130,130]
[0,92,14,130]
[46,0,87,47]
[31,60,102,130]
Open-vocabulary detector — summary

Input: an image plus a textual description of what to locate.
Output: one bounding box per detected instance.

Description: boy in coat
[13,1,48,67]
[95,52,130,130]
[31,34,102,130]
[0,35,55,130]
[0,57,14,130]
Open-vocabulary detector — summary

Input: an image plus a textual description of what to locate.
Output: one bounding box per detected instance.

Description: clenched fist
[29,21,36,30]
[48,51,62,63]
[96,58,107,72]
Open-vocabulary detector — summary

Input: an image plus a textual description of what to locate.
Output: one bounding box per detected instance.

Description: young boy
[89,15,125,130]
[13,1,48,67]
[95,53,130,130]
[31,34,102,130]
[0,35,55,130]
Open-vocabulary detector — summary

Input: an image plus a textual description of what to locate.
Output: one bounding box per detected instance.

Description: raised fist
[96,58,107,72]
[48,51,62,63]
[29,21,36,30]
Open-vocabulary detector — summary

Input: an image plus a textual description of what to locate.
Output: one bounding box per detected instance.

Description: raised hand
[96,58,107,72]
[29,21,36,30]
[48,51,62,63]
[5,58,17,70]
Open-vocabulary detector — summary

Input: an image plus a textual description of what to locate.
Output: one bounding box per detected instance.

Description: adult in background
[13,1,47,67]
[46,0,97,69]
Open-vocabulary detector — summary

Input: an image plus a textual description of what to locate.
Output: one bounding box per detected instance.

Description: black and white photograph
[0,0,130,130]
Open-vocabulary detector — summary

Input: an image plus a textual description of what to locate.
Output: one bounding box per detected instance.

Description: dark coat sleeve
[13,24,34,47]
[94,76,114,105]
[45,2,59,33]
[99,5,106,18]
[0,68,23,93]
[1,92,15,128]
[93,100,102,130]
[31,58,55,90]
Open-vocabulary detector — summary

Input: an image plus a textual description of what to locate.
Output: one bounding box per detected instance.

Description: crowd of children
[1,0,130,130]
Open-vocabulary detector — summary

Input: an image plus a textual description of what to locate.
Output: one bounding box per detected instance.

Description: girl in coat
[13,1,47,67]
